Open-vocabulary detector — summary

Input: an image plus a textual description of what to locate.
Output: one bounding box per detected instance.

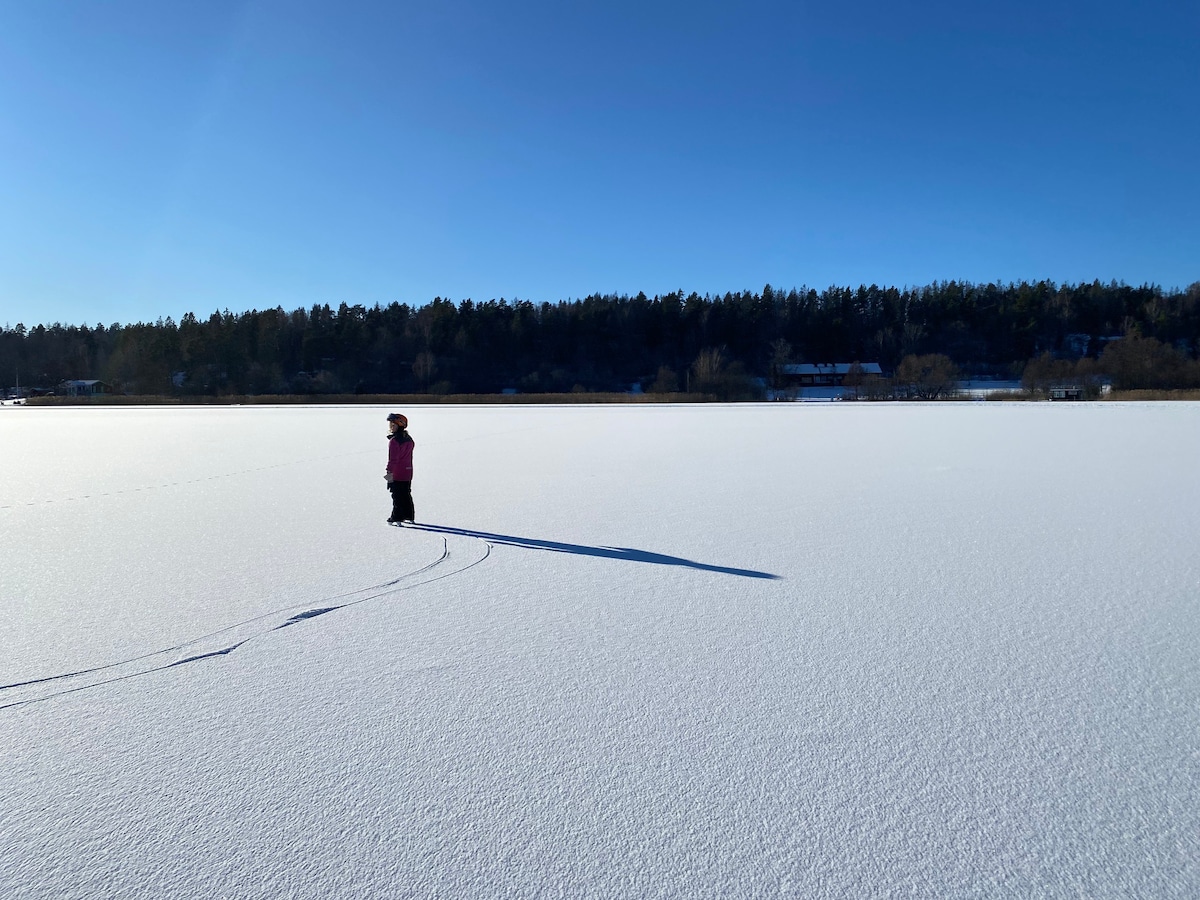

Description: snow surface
[2,402,1198,899]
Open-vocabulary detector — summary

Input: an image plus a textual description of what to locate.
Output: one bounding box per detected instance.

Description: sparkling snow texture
[2,403,1198,898]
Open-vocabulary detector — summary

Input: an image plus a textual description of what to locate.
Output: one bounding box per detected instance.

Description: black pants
[388,480,415,522]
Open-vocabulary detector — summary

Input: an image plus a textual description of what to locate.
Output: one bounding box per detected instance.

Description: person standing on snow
[385,412,415,525]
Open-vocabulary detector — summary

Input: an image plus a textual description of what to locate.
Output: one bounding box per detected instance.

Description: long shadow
[411,524,781,580]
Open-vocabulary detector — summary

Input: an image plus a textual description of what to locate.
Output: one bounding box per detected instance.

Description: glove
[384,472,394,483]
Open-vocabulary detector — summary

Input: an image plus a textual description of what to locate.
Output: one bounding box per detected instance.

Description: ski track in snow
[0,413,560,707]
[0,533,492,711]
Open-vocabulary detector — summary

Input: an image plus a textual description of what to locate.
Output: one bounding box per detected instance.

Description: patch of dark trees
[2,279,1199,398]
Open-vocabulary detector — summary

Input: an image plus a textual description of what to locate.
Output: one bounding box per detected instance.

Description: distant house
[60,380,111,397]
[1049,385,1083,401]
[778,363,883,388]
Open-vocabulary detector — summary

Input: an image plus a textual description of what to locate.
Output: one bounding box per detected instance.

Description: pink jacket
[387,433,414,480]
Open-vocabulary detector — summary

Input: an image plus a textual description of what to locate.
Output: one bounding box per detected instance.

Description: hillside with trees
[3,280,1199,399]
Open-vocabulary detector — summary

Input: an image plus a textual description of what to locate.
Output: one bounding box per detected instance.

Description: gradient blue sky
[2,0,1197,327]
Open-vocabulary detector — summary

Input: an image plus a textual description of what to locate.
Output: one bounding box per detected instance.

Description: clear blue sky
[2,0,1197,328]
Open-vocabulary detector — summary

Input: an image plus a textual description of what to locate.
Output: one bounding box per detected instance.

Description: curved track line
[0,543,452,694]
[0,534,492,711]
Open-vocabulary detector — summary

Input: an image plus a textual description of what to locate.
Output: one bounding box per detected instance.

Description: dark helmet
[386,413,408,427]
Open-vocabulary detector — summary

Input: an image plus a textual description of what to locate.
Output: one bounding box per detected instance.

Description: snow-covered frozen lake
[2,402,1197,898]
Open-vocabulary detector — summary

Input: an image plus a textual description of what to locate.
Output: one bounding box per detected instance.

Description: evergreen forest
[3,279,1199,399]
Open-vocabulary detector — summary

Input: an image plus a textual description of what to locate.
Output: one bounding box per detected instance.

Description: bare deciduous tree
[650,365,679,393]
[894,354,960,399]
[413,351,437,392]
[690,347,728,394]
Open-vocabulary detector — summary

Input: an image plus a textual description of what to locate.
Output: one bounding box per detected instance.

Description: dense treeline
[2,280,1199,397]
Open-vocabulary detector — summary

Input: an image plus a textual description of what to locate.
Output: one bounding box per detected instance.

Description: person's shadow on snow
[410,524,781,580]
